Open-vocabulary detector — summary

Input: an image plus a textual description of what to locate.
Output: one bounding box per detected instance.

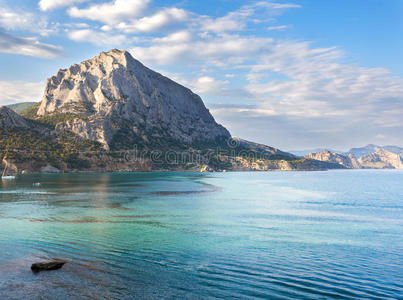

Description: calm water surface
[0,170,402,299]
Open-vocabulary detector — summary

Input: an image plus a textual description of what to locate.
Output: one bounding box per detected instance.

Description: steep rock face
[38,49,230,149]
[55,119,114,148]
[359,149,403,169]
[346,144,403,160]
[306,150,360,169]
[308,148,403,169]
[0,106,30,128]
[382,145,403,157]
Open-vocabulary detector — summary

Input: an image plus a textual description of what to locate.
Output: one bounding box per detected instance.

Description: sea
[0,170,402,299]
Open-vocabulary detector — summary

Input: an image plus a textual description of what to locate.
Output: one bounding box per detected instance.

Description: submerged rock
[31,261,66,273]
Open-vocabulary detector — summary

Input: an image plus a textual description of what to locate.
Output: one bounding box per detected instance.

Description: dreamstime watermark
[115,138,282,166]
[1,138,286,166]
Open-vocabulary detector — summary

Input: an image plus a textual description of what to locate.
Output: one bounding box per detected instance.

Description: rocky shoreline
[2,158,342,175]
[306,148,403,170]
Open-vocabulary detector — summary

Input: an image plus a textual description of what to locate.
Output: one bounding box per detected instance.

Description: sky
[0,0,402,151]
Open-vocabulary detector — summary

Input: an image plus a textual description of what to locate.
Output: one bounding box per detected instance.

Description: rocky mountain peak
[306,150,359,169]
[37,49,140,116]
[37,49,230,149]
[359,148,403,169]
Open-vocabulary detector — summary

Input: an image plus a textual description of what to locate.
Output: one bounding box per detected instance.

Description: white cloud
[200,9,252,33]
[244,40,403,123]
[68,29,126,46]
[131,34,273,66]
[0,31,62,58]
[101,25,112,31]
[255,1,301,10]
[0,7,57,36]
[0,8,35,30]
[191,76,229,94]
[199,2,299,34]
[375,134,386,140]
[126,2,301,65]
[0,81,44,105]
[66,1,299,36]
[39,0,87,11]
[211,106,277,117]
[225,74,236,78]
[117,8,188,33]
[267,25,290,31]
[64,23,90,29]
[202,38,403,149]
[68,0,150,25]
[152,31,192,43]
[155,71,246,99]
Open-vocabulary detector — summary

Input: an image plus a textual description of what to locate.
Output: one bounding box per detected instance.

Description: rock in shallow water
[31,261,66,273]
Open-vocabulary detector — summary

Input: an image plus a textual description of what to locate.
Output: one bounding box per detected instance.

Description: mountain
[1,49,342,173]
[305,150,359,169]
[6,102,38,113]
[306,148,403,169]
[358,149,403,169]
[382,145,403,156]
[381,145,403,158]
[346,144,382,158]
[36,49,230,150]
[346,144,403,159]
[289,148,342,157]
[0,106,30,128]
[233,138,295,159]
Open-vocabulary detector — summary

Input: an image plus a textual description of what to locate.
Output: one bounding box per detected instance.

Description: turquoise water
[0,170,402,299]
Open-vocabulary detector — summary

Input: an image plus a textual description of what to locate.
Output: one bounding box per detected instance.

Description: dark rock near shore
[31,261,66,273]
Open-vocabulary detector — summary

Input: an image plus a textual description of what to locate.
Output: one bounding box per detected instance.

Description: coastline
[7,168,396,176]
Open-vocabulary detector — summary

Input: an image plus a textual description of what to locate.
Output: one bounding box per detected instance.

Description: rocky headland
[0,50,364,173]
[305,146,403,170]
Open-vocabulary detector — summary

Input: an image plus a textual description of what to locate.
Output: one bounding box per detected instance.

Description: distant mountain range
[1,49,341,174]
[345,144,403,158]
[289,148,342,157]
[306,145,403,170]
[290,144,403,158]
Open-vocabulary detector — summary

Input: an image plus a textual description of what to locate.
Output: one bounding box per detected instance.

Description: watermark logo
[227,137,240,149]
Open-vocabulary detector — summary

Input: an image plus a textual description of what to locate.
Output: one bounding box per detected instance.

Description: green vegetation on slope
[0,127,103,170]
[6,102,38,113]
[20,103,88,128]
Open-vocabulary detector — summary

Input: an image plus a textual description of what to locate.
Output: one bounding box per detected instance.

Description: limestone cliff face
[306,150,359,169]
[38,49,230,149]
[55,118,114,148]
[0,106,29,129]
[306,148,403,169]
[359,149,403,169]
